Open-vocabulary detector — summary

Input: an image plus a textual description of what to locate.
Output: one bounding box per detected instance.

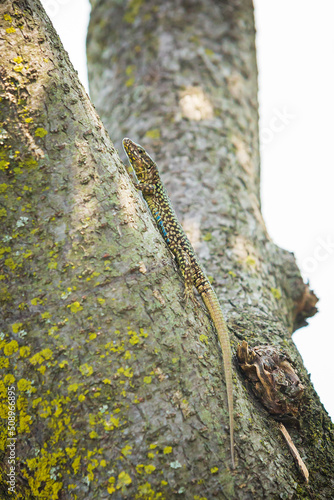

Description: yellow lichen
[3,340,19,356]
[19,346,30,358]
[68,301,83,313]
[136,482,161,498]
[271,287,282,300]
[117,367,133,378]
[4,374,15,385]
[31,297,42,305]
[126,76,135,87]
[123,0,144,23]
[107,476,116,494]
[144,465,156,474]
[126,65,135,75]
[72,455,81,474]
[79,364,93,376]
[12,323,23,333]
[246,255,257,268]
[121,445,132,456]
[18,413,32,433]
[128,330,139,345]
[108,415,119,429]
[116,471,132,489]
[0,159,9,171]
[29,349,53,365]
[0,358,9,369]
[0,246,11,257]
[34,127,48,137]
[65,447,78,458]
[17,379,33,392]
[199,334,208,345]
[40,312,51,321]
[68,384,79,393]
[145,129,160,139]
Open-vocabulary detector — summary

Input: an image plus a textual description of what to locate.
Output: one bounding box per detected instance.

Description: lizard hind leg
[175,249,199,306]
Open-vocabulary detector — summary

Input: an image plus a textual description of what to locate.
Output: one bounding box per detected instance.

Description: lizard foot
[184,288,200,307]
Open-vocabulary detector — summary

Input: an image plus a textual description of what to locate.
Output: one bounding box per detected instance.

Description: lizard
[123,137,235,468]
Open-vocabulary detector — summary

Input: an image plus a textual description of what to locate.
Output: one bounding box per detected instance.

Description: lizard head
[123,138,159,183]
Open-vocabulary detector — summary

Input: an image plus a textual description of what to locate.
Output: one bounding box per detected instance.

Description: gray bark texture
[0,0,332,499]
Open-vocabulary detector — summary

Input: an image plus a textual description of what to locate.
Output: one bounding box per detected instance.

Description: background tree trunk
[0,1,210,498]
[0,1,332,500]
[86,0,334,498]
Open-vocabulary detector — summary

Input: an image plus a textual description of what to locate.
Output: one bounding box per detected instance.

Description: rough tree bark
[86,0,333,498]
[0,1,332,500]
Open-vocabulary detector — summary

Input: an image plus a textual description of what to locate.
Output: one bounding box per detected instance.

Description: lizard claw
[184,288,200,307]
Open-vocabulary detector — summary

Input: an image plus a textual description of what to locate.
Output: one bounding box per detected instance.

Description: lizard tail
[201,288,235,469]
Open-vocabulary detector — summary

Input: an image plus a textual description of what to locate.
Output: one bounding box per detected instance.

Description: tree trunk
[0,1,332,500]
[86,0,333,498]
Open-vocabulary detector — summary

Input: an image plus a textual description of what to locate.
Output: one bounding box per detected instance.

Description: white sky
[41,0,334,420]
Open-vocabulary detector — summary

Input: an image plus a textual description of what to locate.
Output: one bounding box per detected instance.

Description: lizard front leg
[134,182,156,195]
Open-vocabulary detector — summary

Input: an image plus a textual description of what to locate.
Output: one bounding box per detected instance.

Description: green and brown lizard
[123,138,235,468]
